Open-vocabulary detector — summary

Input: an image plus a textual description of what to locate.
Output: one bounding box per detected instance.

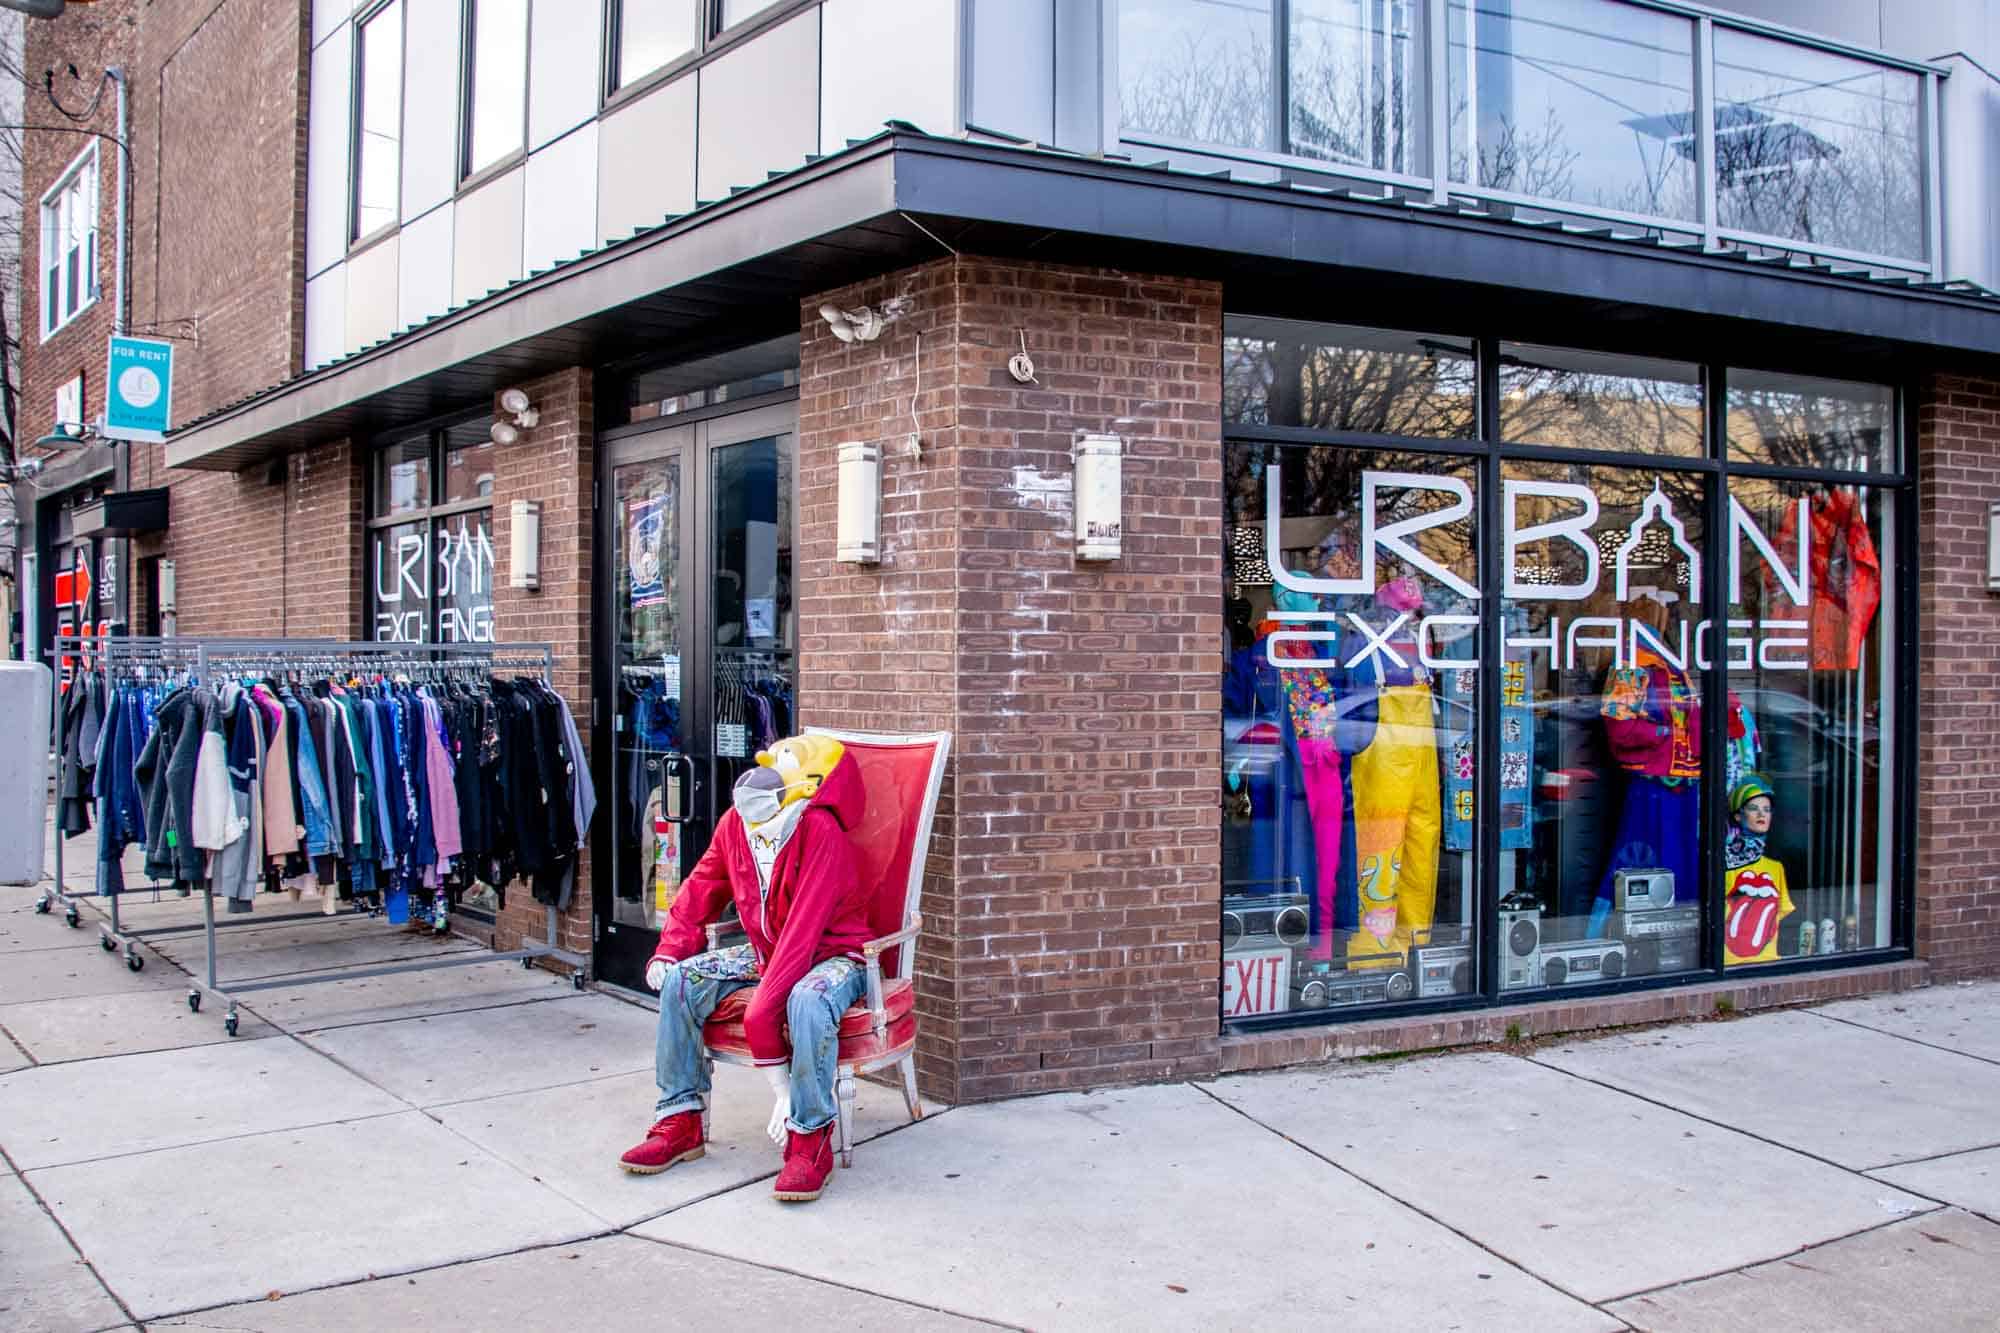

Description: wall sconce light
[1988,501,2000,593]
[1073,433,1123,561]
[509,499,541,590]
[836,440,880,563]
[491,387,539,445]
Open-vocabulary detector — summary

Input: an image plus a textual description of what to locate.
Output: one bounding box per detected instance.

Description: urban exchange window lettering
[368,420,496,644]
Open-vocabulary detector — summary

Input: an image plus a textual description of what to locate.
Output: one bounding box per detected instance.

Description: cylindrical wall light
[509,499,541,590]
[1074,433,1123,561]
[836,440,881,563]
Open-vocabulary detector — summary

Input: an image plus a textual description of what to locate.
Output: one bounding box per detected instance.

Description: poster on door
[628,495,669,610]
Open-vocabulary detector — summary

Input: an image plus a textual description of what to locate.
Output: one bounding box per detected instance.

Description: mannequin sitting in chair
[618,733,869,1203]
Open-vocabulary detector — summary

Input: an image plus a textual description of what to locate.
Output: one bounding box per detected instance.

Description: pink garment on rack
[422,696,462,885]
[251,686,299,859]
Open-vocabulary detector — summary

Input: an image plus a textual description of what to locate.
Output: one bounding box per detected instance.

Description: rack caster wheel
[126,952,144,972]
[224,1015,240,1037]
[101,936,116,952]
[65,908,80,929]
[571,972,586,991]
[34,897,50,915]
[187,992,201,1013]
[522,957,534,970]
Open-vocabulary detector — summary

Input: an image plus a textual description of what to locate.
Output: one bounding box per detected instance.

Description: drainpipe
[107,65,129,631]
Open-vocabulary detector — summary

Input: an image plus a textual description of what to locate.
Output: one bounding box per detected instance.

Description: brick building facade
[16,1,2000,1106]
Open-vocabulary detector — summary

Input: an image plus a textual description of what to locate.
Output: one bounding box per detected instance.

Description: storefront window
[1219,315,1905,1025]
[367,419,495,643]
[1724,476,1893,962]
[1502,461,1709,986]
[1224,443,1481,1015]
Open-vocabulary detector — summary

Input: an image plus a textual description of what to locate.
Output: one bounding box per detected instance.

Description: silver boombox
[1294,965,1414,1009]
[1222,892,1310,951]
[1413,933,1474,999]
[1498,894,1544,991]
[1615,904,1702,975]
[1613,867,1677,913]
[1540,936,1627,986]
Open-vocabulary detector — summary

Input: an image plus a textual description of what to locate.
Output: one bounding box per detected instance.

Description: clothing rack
[45,634,589,1034]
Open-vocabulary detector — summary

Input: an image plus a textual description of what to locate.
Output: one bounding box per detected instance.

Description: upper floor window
[354,1,405,239]
[716,0,785,32]
[464,0,529,178]
[40,144,99,339]
[610,0,697,93]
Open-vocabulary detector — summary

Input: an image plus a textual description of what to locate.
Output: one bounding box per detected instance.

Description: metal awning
[72,488,169,538]
[165,132,2000,472]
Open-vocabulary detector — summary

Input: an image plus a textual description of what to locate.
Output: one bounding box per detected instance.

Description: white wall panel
[597,75,696,242]
[401,0,463,221]
[305,20,354,278]
[305,264,348,371]
[398,203,455,332]
[529,0,604,149]
[344,235,401,354]
[822,0,959,147]
[452,166,525,307]
[697,8,819,203]
[312,0,346,48]
[524,125,600,274]
[968,0,1053,143]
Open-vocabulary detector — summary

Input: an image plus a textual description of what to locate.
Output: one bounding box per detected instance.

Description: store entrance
[594,403,796,990]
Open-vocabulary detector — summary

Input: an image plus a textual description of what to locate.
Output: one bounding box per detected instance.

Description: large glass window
[40,144,99,337]
[1219,316,1905,1025]
[354,1,404,239]
[1120,0,1277,152]
[368,419,495,644]
[610,0,698,92]
[463,0,529,177]
[1447,0,1697,219]
[1711,29,1922,263]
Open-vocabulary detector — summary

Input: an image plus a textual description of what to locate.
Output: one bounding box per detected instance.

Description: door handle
[659,750,694,824]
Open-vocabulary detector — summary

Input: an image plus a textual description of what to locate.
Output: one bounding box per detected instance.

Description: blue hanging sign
[102,335,175,442]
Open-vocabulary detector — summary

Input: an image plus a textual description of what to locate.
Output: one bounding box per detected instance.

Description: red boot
[772,1124,836,1202]
[618,1111,704,1175]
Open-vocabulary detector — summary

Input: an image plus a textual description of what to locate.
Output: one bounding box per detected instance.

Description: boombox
[1615,904,1702,975]
[1498,894,1544,991]
[1222,892,1311,951]
[1540,936,1627,986]
[1294,965,1414,1009]
[1612,867,1676,912]
[1413,935,1473,999]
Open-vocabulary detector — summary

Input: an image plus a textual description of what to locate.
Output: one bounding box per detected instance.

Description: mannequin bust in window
[616,734,870,1204]
[1723,773,1795,966]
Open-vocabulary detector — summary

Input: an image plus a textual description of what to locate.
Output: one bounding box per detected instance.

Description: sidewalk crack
[1804,1007,2000,1069]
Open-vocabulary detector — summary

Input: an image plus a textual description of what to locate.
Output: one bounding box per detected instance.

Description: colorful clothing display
[1775,488,1882,672]
[1349,679,1441,964]
[1724,855,1795,965]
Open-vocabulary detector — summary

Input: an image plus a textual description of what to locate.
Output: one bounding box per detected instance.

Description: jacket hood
[806,747,865,832]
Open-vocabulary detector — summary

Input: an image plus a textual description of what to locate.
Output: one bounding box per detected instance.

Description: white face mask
[732,767,804,826]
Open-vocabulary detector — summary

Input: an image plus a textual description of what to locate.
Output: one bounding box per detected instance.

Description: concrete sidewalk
[5,841,2000,1331]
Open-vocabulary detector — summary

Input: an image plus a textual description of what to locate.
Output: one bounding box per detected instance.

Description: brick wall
[1914,373,2000,979]
[799,258,1226,1103]
[491,368,596,961]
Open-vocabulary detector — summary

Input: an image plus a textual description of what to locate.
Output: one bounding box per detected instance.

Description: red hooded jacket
[650,752,870,1066]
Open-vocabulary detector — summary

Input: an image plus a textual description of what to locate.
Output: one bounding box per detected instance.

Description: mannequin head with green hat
[1730,774,1775,836]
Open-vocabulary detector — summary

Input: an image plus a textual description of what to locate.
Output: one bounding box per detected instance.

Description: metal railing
[1112,0,1945,279]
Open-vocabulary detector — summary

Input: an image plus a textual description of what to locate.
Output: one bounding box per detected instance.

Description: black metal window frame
[1222,325,1918,1033]
[363,410,497,645]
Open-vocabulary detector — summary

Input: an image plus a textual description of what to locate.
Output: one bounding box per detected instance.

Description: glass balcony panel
[1711,28,1923,263]
[1289,0,1429,176]
[1119,0,1276,151]
[1446,0,1697,221]
[1725,369,1895,473]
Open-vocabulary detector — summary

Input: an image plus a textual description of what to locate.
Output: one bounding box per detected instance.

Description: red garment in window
[1774,489,1881,671]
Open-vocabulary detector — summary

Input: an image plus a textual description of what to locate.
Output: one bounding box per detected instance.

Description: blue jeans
[654,951,868,1133]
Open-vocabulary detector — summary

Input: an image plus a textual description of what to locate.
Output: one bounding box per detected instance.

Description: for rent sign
[102,336,175,442]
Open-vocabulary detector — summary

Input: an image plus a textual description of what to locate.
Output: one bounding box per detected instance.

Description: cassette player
[1294,965,1414,1009]
[1223,892,1310,950]
[1612,867,1677,912]
[1412,930,1473,999]
[1615,904,1702,975]
[1540,936,1626,986]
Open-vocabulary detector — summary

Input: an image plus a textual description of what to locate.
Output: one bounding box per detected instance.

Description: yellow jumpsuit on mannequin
[1347,681,1441,966]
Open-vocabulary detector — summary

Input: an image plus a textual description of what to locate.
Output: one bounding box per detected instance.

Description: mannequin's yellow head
[755,734,846,808]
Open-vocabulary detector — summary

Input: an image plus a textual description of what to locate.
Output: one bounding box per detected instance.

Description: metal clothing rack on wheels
[42,634,339,971]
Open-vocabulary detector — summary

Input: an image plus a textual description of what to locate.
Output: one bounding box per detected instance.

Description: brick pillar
[799,258,1226,1103]
[491,368,595,962]
[1915,373,2000,979]
[283,441,365,639]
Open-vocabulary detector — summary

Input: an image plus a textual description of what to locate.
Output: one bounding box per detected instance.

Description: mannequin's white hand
[762,1064,790,1146]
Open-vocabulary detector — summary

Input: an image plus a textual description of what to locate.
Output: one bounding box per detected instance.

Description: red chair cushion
[703,977,916,1059]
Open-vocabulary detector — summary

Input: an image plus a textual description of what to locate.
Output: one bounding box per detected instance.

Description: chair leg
[900,1054,924,1122]
[701,1055,714,1142]
[835,1072,857,1168]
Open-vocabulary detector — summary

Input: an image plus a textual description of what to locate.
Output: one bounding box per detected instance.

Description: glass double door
[596,404,796,990]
